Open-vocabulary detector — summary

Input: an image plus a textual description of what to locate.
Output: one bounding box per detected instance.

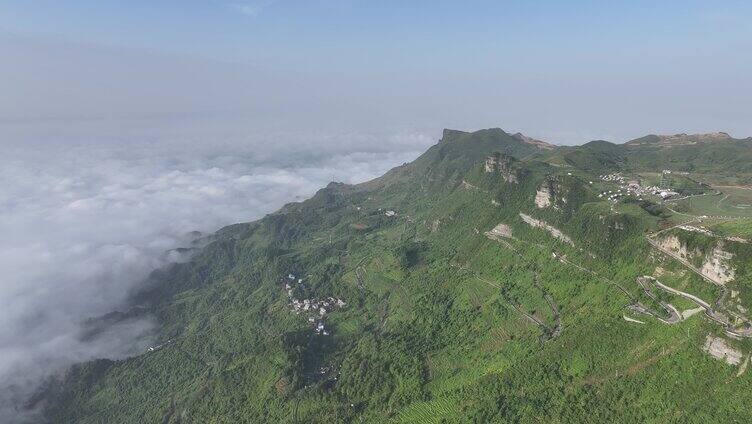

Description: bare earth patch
[485,223,513,241]
[703,334,743,365]
[535,186,552,208]
[519,213,574,246]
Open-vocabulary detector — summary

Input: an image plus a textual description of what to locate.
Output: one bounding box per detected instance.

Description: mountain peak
[440,128,554,150]
[440,128,469,143]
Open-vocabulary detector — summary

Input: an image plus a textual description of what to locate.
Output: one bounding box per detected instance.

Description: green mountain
[41,128,752,423]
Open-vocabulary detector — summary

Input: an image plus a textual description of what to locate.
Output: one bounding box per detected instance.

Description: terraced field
[395,395,460,423]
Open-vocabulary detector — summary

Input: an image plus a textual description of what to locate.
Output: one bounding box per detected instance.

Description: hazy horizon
[3,1,752,145]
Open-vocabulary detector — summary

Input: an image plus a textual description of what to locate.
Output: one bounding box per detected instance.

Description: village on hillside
[281,274,346,336]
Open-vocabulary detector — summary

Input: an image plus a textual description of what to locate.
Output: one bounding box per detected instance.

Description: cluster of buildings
[599,173,678,202]
[600,173,626,184]
[282,274,346,336]
[598,188,630,203]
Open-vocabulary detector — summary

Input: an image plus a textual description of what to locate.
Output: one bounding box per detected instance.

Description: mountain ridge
[38,126,752,424]
[625,132,738,146]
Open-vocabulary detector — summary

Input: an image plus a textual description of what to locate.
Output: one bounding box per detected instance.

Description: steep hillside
[40,128,752,423]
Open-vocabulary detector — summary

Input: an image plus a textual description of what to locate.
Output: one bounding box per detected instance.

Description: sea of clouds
[0,129,433,420]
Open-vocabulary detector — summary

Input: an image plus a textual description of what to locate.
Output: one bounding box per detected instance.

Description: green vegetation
[713,219,752,239]
[41,128,752,423]
[670,192,752,218]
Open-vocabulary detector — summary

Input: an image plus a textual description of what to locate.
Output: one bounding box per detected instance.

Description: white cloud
[0,131,432,421]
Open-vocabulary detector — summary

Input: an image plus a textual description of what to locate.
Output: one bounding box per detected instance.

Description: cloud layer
[0,131,431,421]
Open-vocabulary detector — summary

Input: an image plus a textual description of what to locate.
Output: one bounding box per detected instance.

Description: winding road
[643,225,752,336]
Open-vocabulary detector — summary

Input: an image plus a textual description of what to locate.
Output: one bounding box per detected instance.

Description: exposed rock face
[485,223,513,241]
[657,235,735,285]
[701,245,735,285]
[484,153,518,183]
[484,156,496,173]
[657,235,691,260]
[703,335,743,365]
[534,177,567,209]
[534,185,552,208]
[519,213,574,246]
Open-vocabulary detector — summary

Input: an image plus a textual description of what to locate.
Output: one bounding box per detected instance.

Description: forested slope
[41,128,752,423]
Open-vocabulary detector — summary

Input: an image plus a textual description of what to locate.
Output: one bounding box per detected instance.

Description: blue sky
[1,0,751,143]
[3,1,750,68]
